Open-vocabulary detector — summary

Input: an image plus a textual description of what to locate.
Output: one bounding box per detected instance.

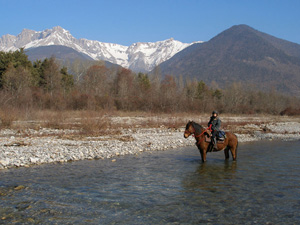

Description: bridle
[184,122,196,137]
[185,122,211,143]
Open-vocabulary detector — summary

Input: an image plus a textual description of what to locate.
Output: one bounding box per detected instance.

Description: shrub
[280,107,300,116]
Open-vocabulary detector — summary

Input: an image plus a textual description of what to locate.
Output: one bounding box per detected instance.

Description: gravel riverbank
[0,116,299,169]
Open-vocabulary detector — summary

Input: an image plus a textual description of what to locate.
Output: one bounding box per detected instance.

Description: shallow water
[1,141,300,224]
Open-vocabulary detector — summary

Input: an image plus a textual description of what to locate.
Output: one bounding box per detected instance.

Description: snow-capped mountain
[0,26,201,72]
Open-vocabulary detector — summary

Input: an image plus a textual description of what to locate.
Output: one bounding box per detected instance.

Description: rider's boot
[213,137,217,149]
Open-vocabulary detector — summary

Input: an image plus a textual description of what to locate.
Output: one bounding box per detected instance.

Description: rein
[193,124,212,138]
[193,127,208,138]
[192,124,212,145]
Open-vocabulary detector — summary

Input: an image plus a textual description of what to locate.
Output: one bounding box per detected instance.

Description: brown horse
[184,121,238,162]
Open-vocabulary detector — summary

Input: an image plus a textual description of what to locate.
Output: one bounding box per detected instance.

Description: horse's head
[184,121,195,138]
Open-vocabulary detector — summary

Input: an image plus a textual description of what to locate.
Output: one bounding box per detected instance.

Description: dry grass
[1,108,299,138]
[0,111,16,128]
[0,108,110,135]
[76,110,111,135]
[140,116,187,129]
[39,110,70,129]
[0,107,24,128]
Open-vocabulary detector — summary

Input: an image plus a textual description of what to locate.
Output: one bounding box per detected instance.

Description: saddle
[205,130,226,144]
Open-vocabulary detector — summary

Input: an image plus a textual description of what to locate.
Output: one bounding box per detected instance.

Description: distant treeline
[0,49,299,116]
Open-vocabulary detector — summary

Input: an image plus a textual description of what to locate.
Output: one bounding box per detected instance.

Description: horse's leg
[202,150,207,162]
[224,147,230,160]
[198,147,206,162]
[227,134,238,161]
[230,145,237,161]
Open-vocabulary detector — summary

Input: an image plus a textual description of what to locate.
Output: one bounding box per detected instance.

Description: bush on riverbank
[280,107,300,116]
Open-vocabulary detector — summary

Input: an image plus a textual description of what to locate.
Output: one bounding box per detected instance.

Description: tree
[2,63,33,108]
[80,64,110,109]
[114,68,135,110]
[195,81,208,100]
[137,72,150,90]
[32,60,43,87]
[0,48,33,88]
[223,82,249,113]
[68,59,105,83]
[160,75,177,112]
[82,65,108,96]
[2,63,31,94]
[134,73,152,110]
[61,66,74,94]
[212,89,222,100]
[39,57,62,95]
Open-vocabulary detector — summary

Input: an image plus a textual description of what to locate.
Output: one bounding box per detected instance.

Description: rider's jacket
[208,116,221,131]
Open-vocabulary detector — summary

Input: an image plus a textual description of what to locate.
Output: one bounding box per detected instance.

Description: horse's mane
[188,121,204,134]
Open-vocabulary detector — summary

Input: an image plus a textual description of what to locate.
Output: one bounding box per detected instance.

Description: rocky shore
[0,116,299,169]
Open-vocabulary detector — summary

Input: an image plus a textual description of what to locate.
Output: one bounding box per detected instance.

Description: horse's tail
[233,133,238,146]
[234,133,238,159]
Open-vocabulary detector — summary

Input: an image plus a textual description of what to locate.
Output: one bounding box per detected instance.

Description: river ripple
[1,141,300,224]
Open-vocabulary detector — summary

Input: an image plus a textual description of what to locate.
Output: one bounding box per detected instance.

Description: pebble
[14,185,26,190]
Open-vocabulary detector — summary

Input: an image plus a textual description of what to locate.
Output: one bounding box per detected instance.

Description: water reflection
[182,160,237,193]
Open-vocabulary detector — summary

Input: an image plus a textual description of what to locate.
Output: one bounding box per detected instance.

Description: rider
[208,111,221,149]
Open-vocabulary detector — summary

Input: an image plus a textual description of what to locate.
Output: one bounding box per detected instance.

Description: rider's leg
[212,131,217,148]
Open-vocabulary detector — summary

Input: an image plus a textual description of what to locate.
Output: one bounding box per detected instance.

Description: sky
[1,0,300,46]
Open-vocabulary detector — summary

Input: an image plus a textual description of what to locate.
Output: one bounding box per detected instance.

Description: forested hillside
[0,49,299,122]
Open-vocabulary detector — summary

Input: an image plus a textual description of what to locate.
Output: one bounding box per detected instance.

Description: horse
[184,121,238,162]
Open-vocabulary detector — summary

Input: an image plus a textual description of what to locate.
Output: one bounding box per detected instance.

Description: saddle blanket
[218,130,226,139]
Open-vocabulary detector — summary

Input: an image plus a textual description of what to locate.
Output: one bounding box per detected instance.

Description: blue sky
[1,0,300,46]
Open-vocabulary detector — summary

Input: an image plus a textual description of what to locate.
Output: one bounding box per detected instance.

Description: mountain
[26,45,93,62]
[0,26,199,72]
[157,25,300,95]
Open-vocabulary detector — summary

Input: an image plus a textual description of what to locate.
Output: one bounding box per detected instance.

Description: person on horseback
[208,110,221,149]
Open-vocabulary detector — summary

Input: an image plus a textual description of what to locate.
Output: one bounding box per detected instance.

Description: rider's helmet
[212,111,218,116]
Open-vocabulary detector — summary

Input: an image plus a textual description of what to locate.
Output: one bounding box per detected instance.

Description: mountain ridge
[157,24,300,96]
[0,26,200,72]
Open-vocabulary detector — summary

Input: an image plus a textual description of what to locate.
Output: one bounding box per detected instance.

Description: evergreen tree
[0,48,33,88]
[61,66,74,93]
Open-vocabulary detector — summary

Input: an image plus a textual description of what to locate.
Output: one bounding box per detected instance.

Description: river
[1,141,300,224]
